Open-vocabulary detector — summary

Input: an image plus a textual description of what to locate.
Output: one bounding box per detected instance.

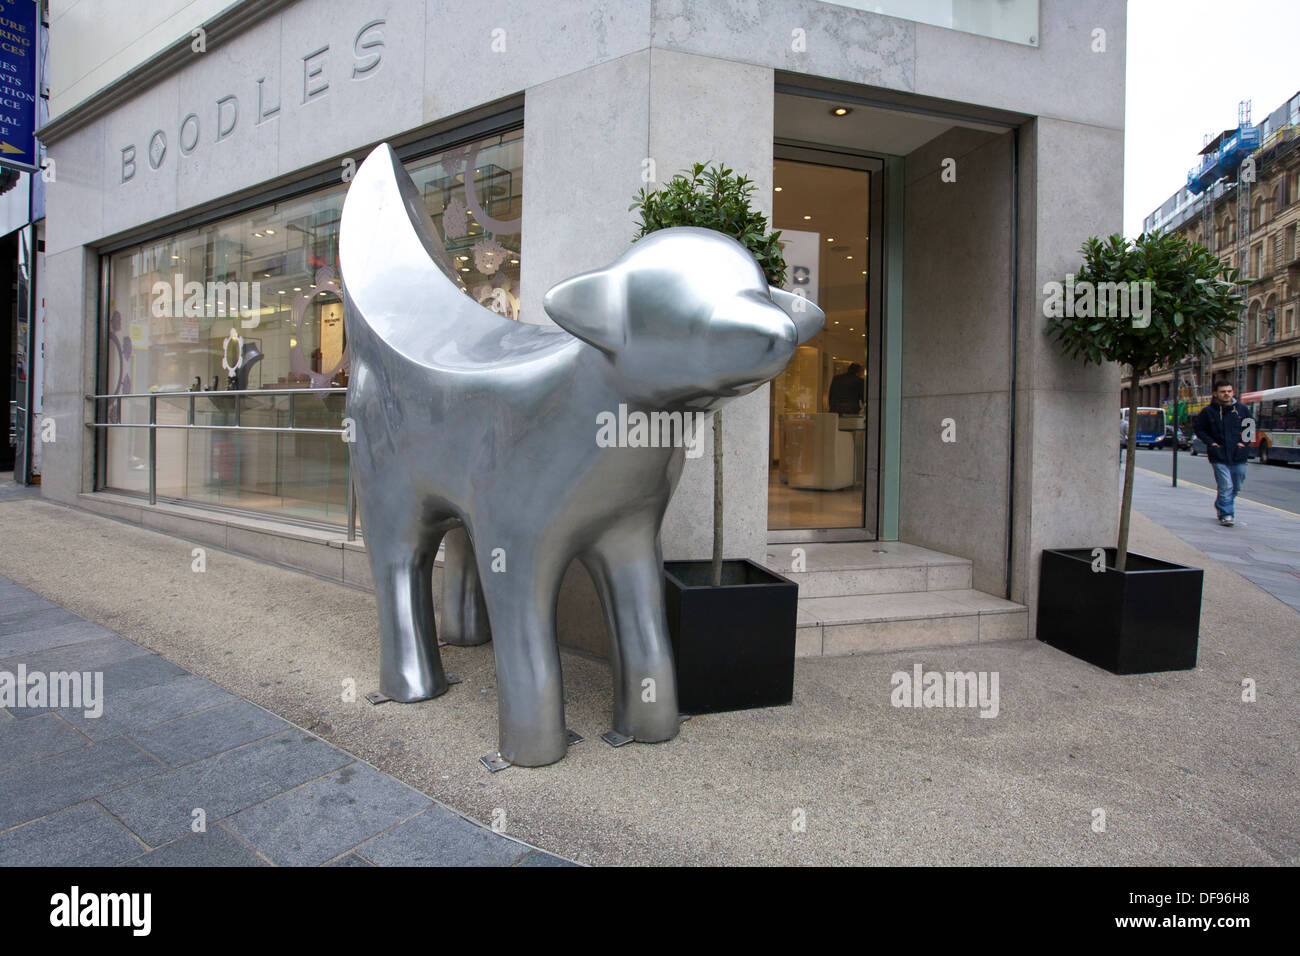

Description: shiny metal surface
[340,143,824,766]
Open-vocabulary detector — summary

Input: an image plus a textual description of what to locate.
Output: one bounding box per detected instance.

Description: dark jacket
[828,372,863,415]
[1194,400,1253,464]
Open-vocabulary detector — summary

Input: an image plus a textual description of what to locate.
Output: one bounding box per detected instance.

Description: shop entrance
[768,148,882,538]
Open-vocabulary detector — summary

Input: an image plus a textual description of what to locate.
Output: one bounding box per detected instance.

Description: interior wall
[899,125,1014,595]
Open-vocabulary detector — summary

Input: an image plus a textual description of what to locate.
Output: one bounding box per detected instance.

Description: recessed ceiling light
[774,186,783,192]
[846,255,853,260]
[263,273,271,277]
[253,232,263,238]
[831,107,852,117]
[265,228,275,235]
[803,215,812,220]
[510,258,519,264]
[862,270,867,275]
[293,287,302,292]
[827,237,834,242]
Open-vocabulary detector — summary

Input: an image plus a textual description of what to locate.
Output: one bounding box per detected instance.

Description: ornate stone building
[1127,92,1300,411]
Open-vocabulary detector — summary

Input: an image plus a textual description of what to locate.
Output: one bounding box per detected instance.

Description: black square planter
[663,559,798,714]
[1037,548,1203,675]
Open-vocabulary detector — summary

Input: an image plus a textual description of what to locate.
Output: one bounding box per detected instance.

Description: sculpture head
[544,227,824,410]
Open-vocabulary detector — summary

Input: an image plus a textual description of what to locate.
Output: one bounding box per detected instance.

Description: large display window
[98,128,523,525]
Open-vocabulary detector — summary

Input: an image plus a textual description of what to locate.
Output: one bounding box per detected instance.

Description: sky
[1124,0,1300,236]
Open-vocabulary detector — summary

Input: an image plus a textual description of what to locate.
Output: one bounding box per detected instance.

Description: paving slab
[355,807,533,867]
[0,737,165,831]
[326,852,374,866]
[120,824,269,867]
[516,849,581,867]
[225,764,433,866]
[98,732,355,847]
[0,569,573,867]
[56,674,238,741]
[0,594,59,619]
[1,633,152,675]
[0,801,144,867]
[129,699,287,766]
[0,620,118,660]
[0,606,82,636]
[0,712,88,767]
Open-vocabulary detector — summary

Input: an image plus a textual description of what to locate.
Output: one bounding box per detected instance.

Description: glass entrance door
[768,151,881,537]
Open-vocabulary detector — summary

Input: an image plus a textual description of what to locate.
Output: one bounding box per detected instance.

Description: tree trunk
[711,409,723,587]
[1117,368,1143,572]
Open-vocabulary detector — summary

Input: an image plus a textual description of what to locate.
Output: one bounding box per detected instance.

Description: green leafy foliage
[1045,231,1242,377]
[629,162,786,286]
[1046,230,1243,573]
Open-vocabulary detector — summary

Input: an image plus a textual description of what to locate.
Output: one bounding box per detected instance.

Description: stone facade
[36,0,1127,637]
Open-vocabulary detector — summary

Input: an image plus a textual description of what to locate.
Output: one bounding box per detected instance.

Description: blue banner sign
[0,0,39,171]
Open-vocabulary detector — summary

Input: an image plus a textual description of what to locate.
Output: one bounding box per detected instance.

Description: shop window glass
[100,128,523,524]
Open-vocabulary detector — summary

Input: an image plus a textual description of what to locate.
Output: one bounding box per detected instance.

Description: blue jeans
[1211,462,1247,517]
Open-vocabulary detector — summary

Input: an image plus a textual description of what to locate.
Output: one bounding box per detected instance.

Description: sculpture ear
[769,286,826,345]
[543,268,626,354]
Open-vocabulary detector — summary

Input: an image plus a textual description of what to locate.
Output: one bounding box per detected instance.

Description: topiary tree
[630,163,786,585]
[1045,231,1241,571]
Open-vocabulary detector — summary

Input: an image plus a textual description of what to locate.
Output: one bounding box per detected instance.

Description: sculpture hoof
[618,709,681,745]
[498,736,568,768]
[381,675,451,703]
[440,632,491,647]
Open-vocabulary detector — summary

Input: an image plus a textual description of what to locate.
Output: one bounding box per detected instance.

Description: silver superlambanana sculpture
[339,144,824,766]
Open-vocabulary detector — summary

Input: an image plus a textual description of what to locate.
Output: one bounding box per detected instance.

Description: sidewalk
[1,495,1296,865]
[1128,465,1300,613]
[0,574,574,867]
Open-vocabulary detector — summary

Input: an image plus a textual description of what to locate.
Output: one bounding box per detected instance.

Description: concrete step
[763,541,972,598]
[795,588,1028,658]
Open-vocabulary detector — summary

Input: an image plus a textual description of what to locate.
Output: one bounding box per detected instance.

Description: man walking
[1193,380,1253,526]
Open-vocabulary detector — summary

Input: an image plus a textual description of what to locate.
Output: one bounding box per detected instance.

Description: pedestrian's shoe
[1219,515,1234,526]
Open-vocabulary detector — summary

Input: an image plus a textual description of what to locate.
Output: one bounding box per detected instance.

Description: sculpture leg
[584,530,680,743]
[474,540,567,766]
[369,528,449,702]
[440,526,492,646]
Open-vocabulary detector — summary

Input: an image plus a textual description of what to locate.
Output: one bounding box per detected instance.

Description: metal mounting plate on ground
[446,673,462,685]
[364,692,392,706]
[566,729,584,745]
[480,752,511,772]
[601,730,633,747]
